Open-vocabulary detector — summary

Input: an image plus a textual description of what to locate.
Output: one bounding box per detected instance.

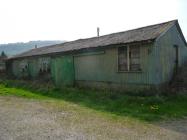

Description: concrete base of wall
[75,80,156,92]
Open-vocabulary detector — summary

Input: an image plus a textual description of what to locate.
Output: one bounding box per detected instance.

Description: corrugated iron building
[6,20,187,90]
[0,55,7,72]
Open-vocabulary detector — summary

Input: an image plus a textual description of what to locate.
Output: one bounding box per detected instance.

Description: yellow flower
[150,105,159,110]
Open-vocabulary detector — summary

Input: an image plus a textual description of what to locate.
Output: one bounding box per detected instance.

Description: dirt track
[0,96,186,140]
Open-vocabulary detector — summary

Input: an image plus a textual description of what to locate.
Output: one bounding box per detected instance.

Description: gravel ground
[0,96,186,140]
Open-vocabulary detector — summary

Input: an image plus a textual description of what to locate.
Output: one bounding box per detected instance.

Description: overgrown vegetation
[0,79,187,121]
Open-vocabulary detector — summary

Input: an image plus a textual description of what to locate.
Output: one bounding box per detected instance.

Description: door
[51,56,75,87]
[174,45,179,74]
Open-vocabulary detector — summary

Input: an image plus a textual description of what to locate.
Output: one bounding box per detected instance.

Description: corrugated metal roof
[10,20,178,59]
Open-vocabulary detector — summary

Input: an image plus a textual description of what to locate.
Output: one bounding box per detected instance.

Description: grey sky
[0,0,186,43]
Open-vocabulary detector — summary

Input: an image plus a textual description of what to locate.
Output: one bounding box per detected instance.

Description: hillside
[0,40,64,56]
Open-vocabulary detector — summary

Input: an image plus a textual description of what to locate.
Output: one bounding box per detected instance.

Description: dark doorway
[174,45,179,74]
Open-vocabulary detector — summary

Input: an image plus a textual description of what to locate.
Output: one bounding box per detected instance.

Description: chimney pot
[97,27,100,37]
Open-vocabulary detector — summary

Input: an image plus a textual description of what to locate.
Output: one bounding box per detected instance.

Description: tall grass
[0,79,187,121]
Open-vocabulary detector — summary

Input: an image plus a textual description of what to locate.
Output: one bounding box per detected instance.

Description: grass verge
[0,79,187,121]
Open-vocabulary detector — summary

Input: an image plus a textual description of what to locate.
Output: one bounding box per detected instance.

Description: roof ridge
[34,20,178,48]
[68,20,178,42]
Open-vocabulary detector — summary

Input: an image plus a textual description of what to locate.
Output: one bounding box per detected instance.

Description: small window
[20,62,28,73]
[39,60,50,73]
[118,45,141,72]
[129,46,141,71]
[118,47,128,71]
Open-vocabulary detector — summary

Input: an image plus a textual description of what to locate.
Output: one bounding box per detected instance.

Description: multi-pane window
[129,46,141,71]
[118,47,128,71]
[20,61,28,72]
[118,45,141,71]
[39,58,50,73]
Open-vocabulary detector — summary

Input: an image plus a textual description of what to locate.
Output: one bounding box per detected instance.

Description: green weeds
[0,79,187,121]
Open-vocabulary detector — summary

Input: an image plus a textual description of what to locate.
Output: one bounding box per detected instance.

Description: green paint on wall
[51,56,74,86]
[11,57,51,79]
[74,46,154,85]
[28,59,39,78]
[155,24,187,84]
[9,24,187,89]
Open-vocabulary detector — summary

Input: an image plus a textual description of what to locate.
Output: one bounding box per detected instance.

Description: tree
[1,51,7,58]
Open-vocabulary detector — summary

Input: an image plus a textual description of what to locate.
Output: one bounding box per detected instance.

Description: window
[20,62,28,73]
[118,45,141,71]
[118,47,128,71]
[129,46,141,71]
[39,58,50,73]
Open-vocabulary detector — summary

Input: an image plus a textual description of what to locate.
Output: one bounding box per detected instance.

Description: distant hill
[0,40,64,56]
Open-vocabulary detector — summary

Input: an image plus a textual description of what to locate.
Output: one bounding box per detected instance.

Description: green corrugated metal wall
[51,56,74,86]
[10,42,169,87]
[74,44,157,86]
[73,24,187,87]
[154,24,187,83]
[28,58,40,78]
[12,59,29,78]
[11,56,74,87]
[9,24,187,88]
[11,57,51,79]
